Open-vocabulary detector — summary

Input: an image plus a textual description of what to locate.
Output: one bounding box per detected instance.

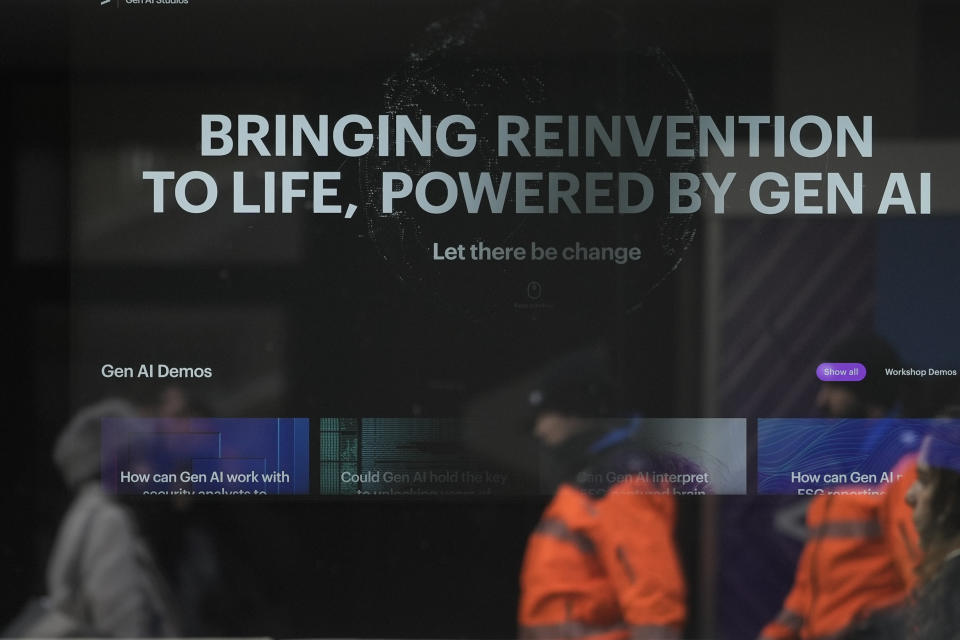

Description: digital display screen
[5,2,960,639]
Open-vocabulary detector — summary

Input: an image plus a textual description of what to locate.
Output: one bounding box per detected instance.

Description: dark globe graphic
[360,4,701,324]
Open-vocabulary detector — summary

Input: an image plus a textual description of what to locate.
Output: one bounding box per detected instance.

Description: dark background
[5,1,960,638]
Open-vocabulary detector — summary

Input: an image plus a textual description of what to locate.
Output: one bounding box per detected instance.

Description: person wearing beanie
[518,349,688,640]
[760,334,920,640]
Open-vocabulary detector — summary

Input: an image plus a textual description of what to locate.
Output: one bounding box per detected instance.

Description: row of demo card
[99,417,959,497]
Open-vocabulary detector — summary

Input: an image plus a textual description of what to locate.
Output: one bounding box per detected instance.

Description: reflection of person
[518,353,687,640]
[8,399,180,638]
[904,413,960,640]
[759,335,919,640]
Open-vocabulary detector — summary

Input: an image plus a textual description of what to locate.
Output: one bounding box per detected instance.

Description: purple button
[817,362,867,382]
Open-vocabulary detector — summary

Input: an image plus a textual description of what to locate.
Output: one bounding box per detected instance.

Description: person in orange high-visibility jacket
[758,455,920,640]
[519,473,686,640]
[519,408,690,640]
[518,348,692,640]
[759,335,921,640]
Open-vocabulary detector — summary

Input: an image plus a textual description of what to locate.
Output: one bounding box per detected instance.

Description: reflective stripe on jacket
[758,457,920,640]
[519,476,686,640]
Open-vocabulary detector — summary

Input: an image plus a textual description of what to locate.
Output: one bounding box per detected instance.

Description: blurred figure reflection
[6,398,180,638]
[904,410,960,640]
[759,335,919,640]
[518,351,688,640]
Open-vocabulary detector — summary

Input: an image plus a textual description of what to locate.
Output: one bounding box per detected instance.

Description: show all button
[817,362,867,382]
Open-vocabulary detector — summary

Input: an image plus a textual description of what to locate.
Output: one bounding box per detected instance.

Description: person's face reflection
[815,383,876,418]
[533,412,589,447]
